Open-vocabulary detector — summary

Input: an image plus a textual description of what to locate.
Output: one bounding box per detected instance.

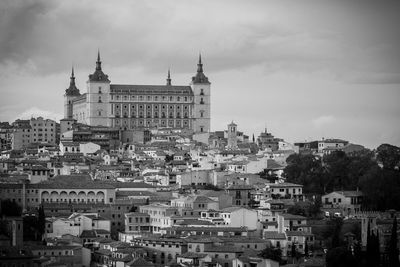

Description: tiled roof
[28,175,115,189]
[269,182,302,188]
[280,213,307,220]
[205,245,243,253]
[179,252,208,259]
[263,231,286,240]
[286,231,314,236]
[110,84,193,95]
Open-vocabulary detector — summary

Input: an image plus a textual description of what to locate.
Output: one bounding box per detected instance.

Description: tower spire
[197,53,203,73]
[70,66,75,85]
[96,49,102,71]
[166,69,171,85]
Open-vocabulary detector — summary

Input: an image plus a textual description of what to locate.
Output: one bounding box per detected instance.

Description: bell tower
[86,50,111,127]
[64,67,80,119]
[191,54,211,133]
[227,121,238,149]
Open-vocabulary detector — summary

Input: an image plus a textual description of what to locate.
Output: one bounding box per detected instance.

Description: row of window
[21,128,54,132]
[111,95,193,102]
[115,112,190,119]
[114,119,190,127]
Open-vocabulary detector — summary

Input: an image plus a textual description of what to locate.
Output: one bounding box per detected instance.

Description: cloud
[312,115,336,129]
[14,107,63,122]
[0,0,399,83]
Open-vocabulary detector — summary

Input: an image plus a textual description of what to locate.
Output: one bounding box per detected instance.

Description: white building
[220,206,258,230]
[50,212,110,238]
[63,52,211,133]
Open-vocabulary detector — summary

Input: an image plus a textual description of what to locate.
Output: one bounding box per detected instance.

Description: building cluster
[0,53,371,267]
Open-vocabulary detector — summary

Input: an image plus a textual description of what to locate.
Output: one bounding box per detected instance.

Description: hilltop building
[63,52,211,134]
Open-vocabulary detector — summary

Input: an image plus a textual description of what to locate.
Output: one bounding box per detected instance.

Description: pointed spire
[192,52,209,84]
[70,66,76,86]
[96,49,102,71]
[66,65,80,96]
[166,69,172,86]
[197,53,203,73]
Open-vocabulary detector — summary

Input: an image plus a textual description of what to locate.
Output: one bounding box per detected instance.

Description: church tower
[86,51,111,127]
[227,121,238,149]
[64,67,81,119]
[191,54,211,133]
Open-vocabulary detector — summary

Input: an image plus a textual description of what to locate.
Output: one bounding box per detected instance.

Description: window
[98,96,102,103]
[200,89,204,95]
[98,86,102,93]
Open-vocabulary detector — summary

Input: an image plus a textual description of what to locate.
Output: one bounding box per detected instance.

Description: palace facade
[63,52,211,133]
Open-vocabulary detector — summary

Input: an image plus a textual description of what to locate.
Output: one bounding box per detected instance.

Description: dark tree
[326,247,357,267]
[304,241,309,257]
[0,200,22,217]
[376,144,400,170]
[258,247,282,262]
[37,205,46,239]
[331,217,343,248]
[367,230,380,267]
[287,204,307,217]
[389,217,399,267]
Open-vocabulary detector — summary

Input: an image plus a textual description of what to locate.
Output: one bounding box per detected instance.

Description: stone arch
[87,191,96,202]
[78,191,86,203]
[41,191,50,202]
[50,191,59,202]
[69,191,77,203]
[96,191,105,202]
[60,191,68,202]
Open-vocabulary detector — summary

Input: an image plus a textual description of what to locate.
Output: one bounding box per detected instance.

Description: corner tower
[190,54,211,133]
[86,51,111,127]
[227,121,238,149]
[64,67,80,119]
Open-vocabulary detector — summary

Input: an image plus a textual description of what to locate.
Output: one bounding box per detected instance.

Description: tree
[0,200,22,217]
[389,217,399,267]
[331,217,343,249]
[287,204,307,217]
[326,247,357,267]
[258,247,282,262]
[376,144,400,170]
[304,241,309,257]
[37,205,46,239]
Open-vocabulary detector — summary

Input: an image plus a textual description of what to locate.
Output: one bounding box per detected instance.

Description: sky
[0,0,399,149]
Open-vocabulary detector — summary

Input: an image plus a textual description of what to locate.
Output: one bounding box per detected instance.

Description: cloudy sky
[1,0,399,149]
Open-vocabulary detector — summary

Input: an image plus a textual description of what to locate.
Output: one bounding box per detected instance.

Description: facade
[11,118,58,150]
[64,52,211,133]
[257,128,283,151]
[50,212,110,238]
[322,190,363,215]
[268,182,303,200]
[226,122,238,150]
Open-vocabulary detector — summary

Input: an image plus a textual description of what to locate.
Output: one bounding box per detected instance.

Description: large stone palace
[63,51,211,133]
